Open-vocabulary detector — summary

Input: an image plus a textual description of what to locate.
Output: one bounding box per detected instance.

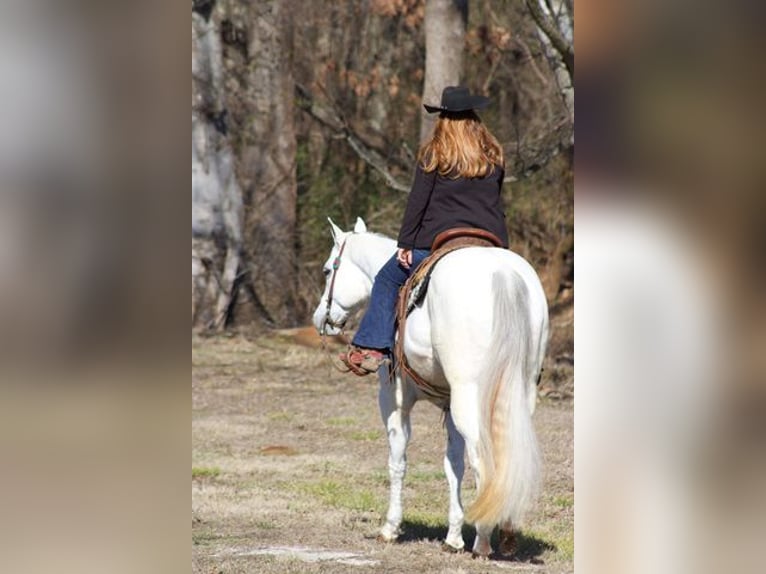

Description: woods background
[192,0,573,366]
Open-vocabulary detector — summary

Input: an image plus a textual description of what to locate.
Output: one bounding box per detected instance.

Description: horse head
[312,216,372,335]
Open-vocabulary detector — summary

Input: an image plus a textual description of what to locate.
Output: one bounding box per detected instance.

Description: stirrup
[339,345,386,376]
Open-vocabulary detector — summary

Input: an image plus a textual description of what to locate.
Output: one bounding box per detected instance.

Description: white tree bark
[527,0,574,136]
[191,0,297,329]
[192,8,244,329]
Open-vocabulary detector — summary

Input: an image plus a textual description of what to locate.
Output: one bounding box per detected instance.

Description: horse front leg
[377,372,414,542]
[442,409,466,552]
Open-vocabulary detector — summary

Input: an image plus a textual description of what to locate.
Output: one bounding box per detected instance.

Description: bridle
[319,235,356,373]
[317,232,393,380]
[320,235,350,336]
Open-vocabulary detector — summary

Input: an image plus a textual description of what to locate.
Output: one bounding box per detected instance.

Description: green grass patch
[267,411,292,422]
[380,466,452,485]
[254,520,277,531]
[192,466,221,479]
[309,461,340,475]
[556,531,574,561]
[347,430,381,441]
[402,509,445,528]
[371,470,389,486]
[522,522,573,562]
[553,494,574,509]
[298,479,381,512]
[192,529,259,547]
[327,416,356,427]
[408,469,446,483]
[192,531,217,546]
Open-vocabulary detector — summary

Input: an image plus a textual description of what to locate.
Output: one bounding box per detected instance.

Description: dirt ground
[192,333,573,573]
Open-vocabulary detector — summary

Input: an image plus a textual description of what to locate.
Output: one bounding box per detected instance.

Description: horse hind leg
[471,524,494,559]
[498,520,517,556]
[442,410,466,552]
[446,385,495,558]
[377,373,414,542]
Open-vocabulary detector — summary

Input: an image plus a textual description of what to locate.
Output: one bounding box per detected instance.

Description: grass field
[192,333,573,573]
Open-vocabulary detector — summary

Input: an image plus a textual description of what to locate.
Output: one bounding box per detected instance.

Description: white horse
[312,217,549,557]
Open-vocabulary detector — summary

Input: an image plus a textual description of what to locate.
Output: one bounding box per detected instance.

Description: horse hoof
[441,542,464,553]
[376,534,397,544]
[471,551,490,560]
[498,531,517,556]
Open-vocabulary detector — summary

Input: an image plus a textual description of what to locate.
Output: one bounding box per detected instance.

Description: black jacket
[397,164,509,250]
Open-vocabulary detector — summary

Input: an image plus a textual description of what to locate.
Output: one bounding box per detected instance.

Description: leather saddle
[393,227,504,398]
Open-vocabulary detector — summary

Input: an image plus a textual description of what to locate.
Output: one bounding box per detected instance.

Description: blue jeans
[352,249,430,352]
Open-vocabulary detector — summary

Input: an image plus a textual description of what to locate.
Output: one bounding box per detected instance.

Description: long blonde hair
[418,111,504,178]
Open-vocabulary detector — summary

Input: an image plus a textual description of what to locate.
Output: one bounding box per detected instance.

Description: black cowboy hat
[423,86,490,114]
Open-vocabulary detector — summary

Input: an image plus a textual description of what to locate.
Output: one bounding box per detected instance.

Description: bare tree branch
[295,81,569,190]
[512,36,550,88]
[505,142,572,183]
[295,83,411,192]
[525,0,574,82]
[543,0,556,20]
[563,0,574,20]
[345,134,410,192]
[504,112,573,183]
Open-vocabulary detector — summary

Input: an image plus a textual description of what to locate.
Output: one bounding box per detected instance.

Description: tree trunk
[420,0,468,143]
[239,0,298,326]
[191,0,298,329]
[192,6,244,330]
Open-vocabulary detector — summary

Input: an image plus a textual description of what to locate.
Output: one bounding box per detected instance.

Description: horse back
[402,247,548,390]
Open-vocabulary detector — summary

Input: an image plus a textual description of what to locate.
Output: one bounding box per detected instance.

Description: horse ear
[327,217,344,244]
[353,217,367,233]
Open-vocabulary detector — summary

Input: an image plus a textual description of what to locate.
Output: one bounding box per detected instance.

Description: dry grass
[192,334,573,573]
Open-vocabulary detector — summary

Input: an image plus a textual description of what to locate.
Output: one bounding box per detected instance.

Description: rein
[319,236,353,373]
[321,236,349,336]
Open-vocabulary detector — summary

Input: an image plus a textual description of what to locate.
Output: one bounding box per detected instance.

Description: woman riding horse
[341,86,509,374]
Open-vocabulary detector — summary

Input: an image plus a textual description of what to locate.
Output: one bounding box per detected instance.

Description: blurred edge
[577,0,766,573]
[0,1,189,573]
[0,0,188,375]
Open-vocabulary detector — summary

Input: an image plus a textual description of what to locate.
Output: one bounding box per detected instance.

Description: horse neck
[348,233,397,281]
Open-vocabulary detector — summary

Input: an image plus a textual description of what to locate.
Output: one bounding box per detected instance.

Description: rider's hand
[396,248,412,269]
